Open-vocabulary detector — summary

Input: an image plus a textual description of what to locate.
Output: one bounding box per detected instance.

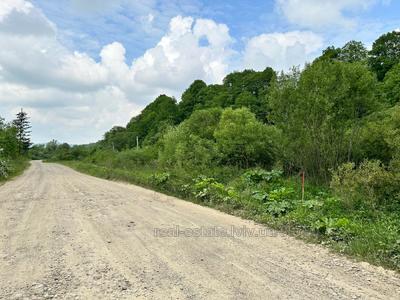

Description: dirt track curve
[0,161,399,299]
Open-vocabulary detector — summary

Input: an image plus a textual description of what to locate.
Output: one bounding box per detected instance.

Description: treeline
[45,31,400,182]
[0,110,31,180]
[37,31,400,269]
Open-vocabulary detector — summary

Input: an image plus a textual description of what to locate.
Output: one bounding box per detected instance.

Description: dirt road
[0,161,399,299]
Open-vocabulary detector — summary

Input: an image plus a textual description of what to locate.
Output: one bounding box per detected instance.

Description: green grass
[58,160,400,272]
[0,157,30,185]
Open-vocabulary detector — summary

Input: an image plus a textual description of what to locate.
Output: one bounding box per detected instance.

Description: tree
[223,68,275,99]
[382,63,400,105]
[182,108,222,140]
[0,117,5,130]
[178,80,207,119]
[159,108,222,169]
[13,109,31,154]
[316,41,367,63]
[269,61,377,181]
[354,105,400,164]
[338,41,368,63]
[235,91,258,110]
[369,31,400,81]
[103,126,129,151]
[0,122,18,158]
[126,94,179,146]
[317,46,341,62]
[214,108,279,168]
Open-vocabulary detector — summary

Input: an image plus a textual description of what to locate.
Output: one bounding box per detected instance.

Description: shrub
[114,147,158,168]
[149,172,170,185]
[267,200,291,216]
[243,168,283,184]
[263,187,296,216]
[331,160,394,208]
[0,159,10,178]
[159,125,218,169]
[192,176,238,205]
[311,217,354,241]
[214,108,279,168]
[268,187,295,202]
[251,190,269,203]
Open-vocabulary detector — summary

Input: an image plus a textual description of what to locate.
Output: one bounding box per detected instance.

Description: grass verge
[0,157,30,185]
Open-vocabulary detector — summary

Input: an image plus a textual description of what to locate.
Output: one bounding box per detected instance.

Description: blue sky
[0,0,399,144]
[31,0,399,61]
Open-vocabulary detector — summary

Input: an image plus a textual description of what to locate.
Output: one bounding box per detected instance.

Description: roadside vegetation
[0,110,31,184]
[32,31,400,270]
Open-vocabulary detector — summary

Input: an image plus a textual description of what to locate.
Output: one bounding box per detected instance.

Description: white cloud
[243,31,323,71]
[276,0,387,29]
[0,0,33,21]
[0,0,331,144]
[0,2,235,144]
[129,16,234,93]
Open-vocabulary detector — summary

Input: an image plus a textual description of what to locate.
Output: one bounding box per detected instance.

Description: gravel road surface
[0,161,399,299]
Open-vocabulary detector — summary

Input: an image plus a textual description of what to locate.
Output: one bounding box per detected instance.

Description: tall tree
[369,31,400,81]
[269,61,377,181]
[338,41,368,63]
[317,41,368,63]
[126,95,179,146]
[178,80,207,120]
[13,109,32,154]
[382,63,400,105]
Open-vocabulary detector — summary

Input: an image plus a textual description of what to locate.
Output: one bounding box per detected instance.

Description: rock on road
[0,161,399,299]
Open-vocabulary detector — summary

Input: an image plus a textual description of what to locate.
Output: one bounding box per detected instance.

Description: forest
[26,30,400,270]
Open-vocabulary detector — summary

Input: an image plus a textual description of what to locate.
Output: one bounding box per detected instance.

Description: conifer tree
[13,109,31,154]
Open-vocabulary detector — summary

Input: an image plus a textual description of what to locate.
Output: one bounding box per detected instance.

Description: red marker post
[301,171,305,201]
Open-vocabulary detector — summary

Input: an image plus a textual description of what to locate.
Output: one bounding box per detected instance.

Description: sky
[0,0,399,144]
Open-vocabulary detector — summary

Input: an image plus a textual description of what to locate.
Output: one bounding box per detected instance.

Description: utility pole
[136,136,139,150]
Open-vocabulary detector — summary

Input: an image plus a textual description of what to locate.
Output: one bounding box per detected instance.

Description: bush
[214,108,280,168]
[0,159,10,178]
[149,172,170,185]
[267,200,291,216]
[159,124,218,169]
[192,176,238,205]
[243,168,283,184]
[331,160,394,208]
[311,217,355,241]
[115,147,158,168]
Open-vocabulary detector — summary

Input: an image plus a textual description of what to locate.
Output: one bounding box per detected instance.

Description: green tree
[269,61,377,180]
[354,105,400,164]
[182,108,222,140]
[317,41,367,63]
[126,94,179,146]
[103,126,130,151]
[159,108,222,169]
[382,63,400,105]
[235,91,257,109]
[0,123,18,158]
[338,41,368,63]
[178,80,207,119]
[369,31,400,81]
[12,109,31,154]
[315,46,341,62]
[214,108,279,168]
